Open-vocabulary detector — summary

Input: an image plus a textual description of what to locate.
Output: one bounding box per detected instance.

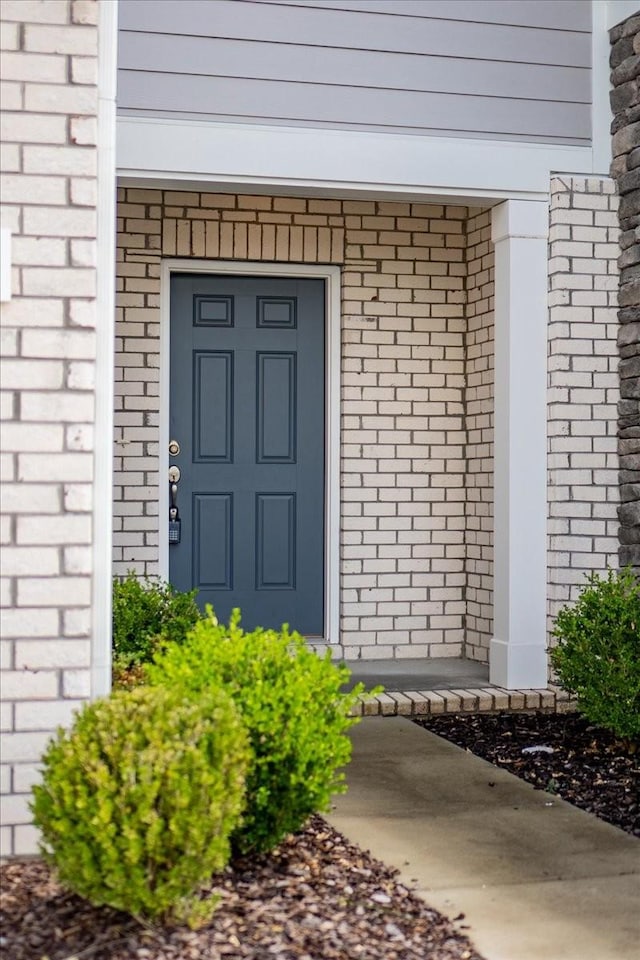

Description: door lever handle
[168,466,181,544]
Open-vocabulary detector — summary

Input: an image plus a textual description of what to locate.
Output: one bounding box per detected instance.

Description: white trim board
[159,260,341,645]
[118,116,597,203]
[92,0,118,700]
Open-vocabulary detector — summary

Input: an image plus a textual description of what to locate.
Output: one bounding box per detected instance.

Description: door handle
[168,466,181,544]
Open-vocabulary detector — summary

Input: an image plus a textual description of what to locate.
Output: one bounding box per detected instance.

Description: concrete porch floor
[343,656,489,692]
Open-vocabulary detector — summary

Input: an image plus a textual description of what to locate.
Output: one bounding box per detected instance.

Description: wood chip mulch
[413,711,640,837]
[0,815,484,960]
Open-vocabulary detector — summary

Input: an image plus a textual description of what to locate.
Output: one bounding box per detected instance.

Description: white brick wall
[114,191,473,659]
[547,177,620,631]
[0,0,99,857]
[464,209,495,663]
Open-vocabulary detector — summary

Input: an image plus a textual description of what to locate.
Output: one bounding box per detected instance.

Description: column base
[489,637,548,690]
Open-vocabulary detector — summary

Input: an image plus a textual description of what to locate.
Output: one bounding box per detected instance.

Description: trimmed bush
[551,568,640,741]
[148,608,370,855]
[31,685,250,926]
[112,573,200,683]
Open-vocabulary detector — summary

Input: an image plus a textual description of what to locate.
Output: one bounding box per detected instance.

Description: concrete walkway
[328,717,640,960]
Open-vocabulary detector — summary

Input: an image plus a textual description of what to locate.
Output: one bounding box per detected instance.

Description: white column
[490,199,549,689]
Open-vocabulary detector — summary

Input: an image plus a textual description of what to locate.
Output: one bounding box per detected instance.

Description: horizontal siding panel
[118,70,591,141]
[249,0,592,32]
[118,32,589,104]
[118,0,591,68]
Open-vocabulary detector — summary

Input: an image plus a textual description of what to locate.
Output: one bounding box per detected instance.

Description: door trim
[159,259,341,644]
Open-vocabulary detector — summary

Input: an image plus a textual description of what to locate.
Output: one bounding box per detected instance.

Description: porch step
[350,684,576,718]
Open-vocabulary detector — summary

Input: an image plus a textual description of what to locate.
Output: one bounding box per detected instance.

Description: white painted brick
[0,359,64,390]
[0,112,67,143]
[12,764,42,794]
[18,576,91,607]
[25,23,97,56]
[70,176,97,207]
[0,174,67,205]
[62,668,91,697]
[0,298,64,327]
[15,699,83,731]
[23,206,96,237]
[2,1,70,24]
[0,50,67,83]
[1,484,60,514]
[0,142,20,172]
[17,514,92,544]
[0,21,20,48]
[0,701,13,731]
[0,793,32,825]
[0,607,59,639]
[66,423,93,451]
[63,545,92,573]
[69,299,97,327]
[15,639,90,669]
[22,266,96,297]
[1,547,60,576]
[1,423,64,452]
[24,145,95,176]
[63,483,93,511]
[0,80,22,110]
[22,393,94,422]
[61,606,91,638]
[12,236,67,266]
[1,670,58,700]
[13,824,40,856]
[18,452,93,483]
[71,238,97,266]
[72,0,99,26]
[0,764,12,793]
[67,361,95,390]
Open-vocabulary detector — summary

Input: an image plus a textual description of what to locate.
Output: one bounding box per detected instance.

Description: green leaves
[551,568,640,741]
[148,607,371,856]
[31,686,250,926]
[112,573,201,681]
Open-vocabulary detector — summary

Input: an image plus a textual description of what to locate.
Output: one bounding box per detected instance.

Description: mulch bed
[1,815,484,960]
[413,711,640,838]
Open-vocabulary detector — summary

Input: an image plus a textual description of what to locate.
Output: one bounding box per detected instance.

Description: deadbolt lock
[168,439,180,456]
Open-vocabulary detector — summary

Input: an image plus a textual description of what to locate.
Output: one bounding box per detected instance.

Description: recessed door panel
[256,352,296,464]
[193,351,233,462]
[193,493,233,588]
[256,493,296,590]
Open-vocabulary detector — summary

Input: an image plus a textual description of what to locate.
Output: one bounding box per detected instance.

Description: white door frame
[159,259,341,644]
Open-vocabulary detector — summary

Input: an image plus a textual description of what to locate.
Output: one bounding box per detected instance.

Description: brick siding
[0,0,99,857]
[463,209,495,662]
[547,176,621,631]
[114,191,473,660]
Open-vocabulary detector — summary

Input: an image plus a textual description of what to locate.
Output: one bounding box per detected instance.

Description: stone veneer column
[490,200,548,689]
[609,12,640,574]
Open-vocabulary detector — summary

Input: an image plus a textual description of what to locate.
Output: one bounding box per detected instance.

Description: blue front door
[169,274,325,636]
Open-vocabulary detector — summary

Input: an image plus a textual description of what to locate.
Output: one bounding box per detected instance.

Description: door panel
[169,274,325,636]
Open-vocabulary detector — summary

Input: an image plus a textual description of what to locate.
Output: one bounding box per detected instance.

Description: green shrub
[31,685,250,926]
[147,608,371,856]
[550,568,640,741]
[112,573,200,682]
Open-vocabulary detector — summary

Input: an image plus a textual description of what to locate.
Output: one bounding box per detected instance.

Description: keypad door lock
[168,466,181,545]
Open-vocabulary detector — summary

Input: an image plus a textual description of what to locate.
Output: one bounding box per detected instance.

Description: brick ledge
[351,685,577,718]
